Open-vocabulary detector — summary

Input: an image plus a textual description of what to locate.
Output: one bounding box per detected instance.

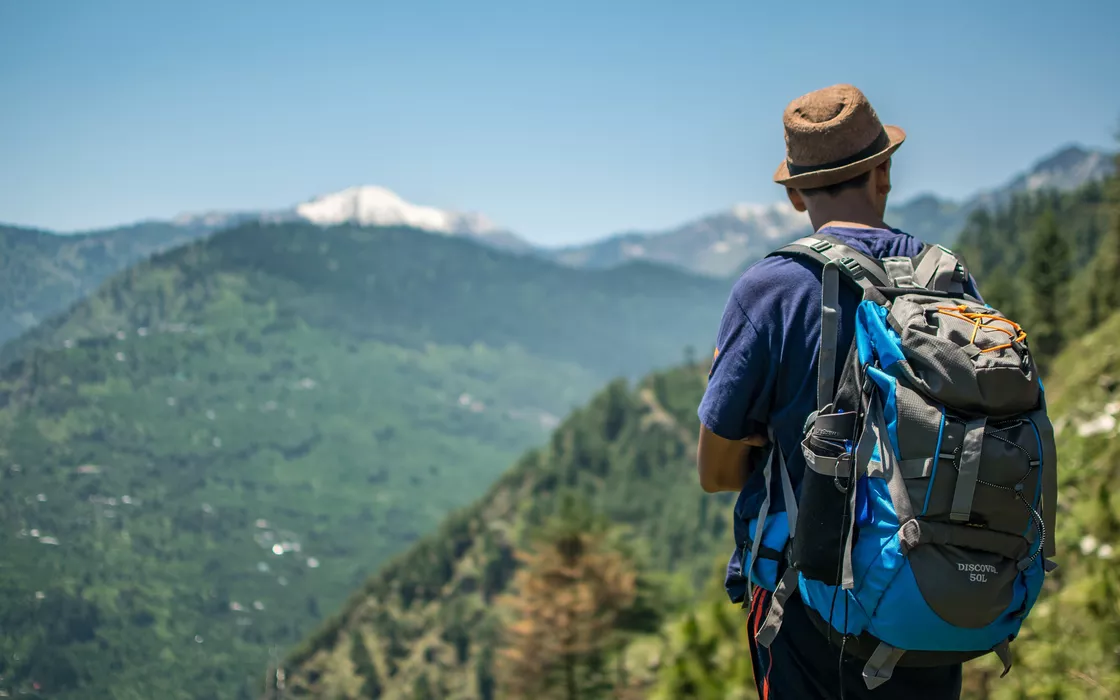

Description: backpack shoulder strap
[770,234,890,291]
[769,234,887,413]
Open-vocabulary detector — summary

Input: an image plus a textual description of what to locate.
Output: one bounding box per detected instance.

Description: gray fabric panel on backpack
[892,385,946,513]
[920,419,1043,537]
[904,515,1027,630]
[887,294,1039,416]
[907,537,1019,628]
[895,385,942,459]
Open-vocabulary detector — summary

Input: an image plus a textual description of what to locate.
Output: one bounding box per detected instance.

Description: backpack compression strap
[771,235,889,414]
[910,243,969,294]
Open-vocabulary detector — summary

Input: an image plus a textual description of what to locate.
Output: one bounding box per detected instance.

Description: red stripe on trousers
[749,589,772,700]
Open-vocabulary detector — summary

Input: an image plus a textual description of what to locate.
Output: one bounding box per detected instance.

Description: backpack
[737,233,1058,690]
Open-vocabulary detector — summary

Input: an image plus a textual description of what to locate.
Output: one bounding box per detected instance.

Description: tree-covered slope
[266,364,732,699]
[0,222,730,699]
[0,222,208,346]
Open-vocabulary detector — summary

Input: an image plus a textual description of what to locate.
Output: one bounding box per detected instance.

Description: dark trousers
[746,588,963,700]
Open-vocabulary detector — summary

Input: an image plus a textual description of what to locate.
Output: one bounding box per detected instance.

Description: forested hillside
[0,222,208,346]
[270,159,1120,698]
[266,363,728,698]
[0,222,730,699]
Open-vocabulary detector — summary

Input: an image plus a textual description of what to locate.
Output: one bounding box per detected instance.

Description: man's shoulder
[736,250,816,285]
[726,252,820,325]
[727,227,931,318]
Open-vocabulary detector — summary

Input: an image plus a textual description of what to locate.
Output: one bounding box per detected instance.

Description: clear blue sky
[1,0,1118,245]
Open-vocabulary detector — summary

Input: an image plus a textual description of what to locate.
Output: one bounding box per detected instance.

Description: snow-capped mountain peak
[170,185,531,251]
[294,185,499,235]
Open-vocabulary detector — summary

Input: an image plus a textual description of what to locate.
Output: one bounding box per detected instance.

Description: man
[696,84,971,698]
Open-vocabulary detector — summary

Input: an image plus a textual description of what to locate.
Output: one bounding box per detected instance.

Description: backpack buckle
[809,239,833,253]
[837,256,865,279]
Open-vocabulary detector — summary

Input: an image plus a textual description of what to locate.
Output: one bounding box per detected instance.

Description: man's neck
[815,219,884,231]
[807,203,886,232]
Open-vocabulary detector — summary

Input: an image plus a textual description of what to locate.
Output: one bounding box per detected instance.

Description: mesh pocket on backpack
[887,295,1039,416]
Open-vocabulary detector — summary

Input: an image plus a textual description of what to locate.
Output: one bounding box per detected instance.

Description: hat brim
[773,124,906,190]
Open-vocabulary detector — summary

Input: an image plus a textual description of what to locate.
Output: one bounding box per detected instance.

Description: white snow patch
[295,185,499,234]
[620,242,647,258]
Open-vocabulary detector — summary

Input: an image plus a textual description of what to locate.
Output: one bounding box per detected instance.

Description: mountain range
[1,144,1112,349]
[553,144,1117,276]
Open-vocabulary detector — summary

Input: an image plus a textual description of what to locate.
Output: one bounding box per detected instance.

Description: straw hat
[773,84,906,189]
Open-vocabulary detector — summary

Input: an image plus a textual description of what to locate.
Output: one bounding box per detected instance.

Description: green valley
[0,222,730,699]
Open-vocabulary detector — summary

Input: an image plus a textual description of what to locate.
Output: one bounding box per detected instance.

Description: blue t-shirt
[698,225,979,602]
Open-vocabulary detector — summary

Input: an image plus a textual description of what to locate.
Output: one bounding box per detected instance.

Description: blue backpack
[739,234,1059,690]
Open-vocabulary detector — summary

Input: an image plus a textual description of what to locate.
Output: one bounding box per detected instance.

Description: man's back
[701,225,968,698]
[701,225,955,583]
[702,224,975,698]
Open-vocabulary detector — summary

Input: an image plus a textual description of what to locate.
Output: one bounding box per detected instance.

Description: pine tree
[1082,155,1120,328]
[647,555,756,700]
[1024,207,1072,369]
[349,630,382,698]
[494,500,638,700]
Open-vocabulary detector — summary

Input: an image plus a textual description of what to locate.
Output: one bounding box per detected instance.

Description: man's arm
[695,278,777,493]
[697,424,768,493]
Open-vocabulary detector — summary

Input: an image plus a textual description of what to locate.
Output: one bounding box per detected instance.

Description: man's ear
[875,159,892,197]
[786,187,808,213]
